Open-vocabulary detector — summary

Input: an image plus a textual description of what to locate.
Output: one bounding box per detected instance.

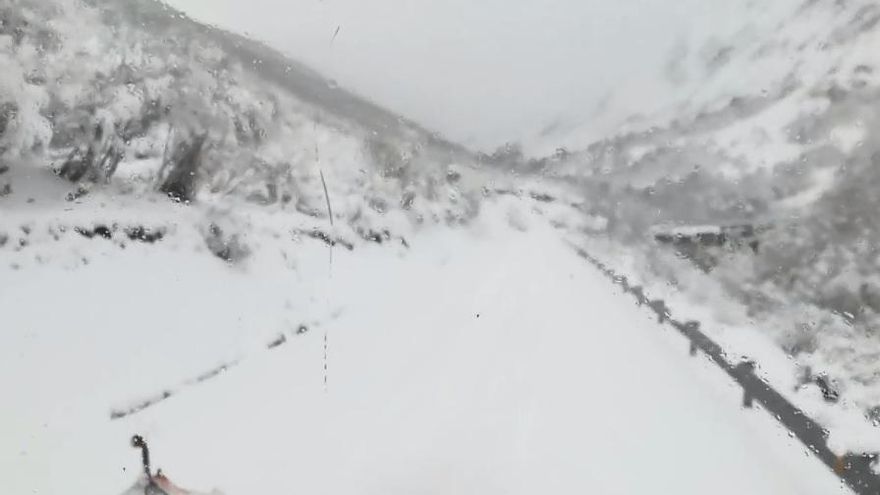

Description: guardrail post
[735,360,756,408]
[631,285,646,306]
[648,299,669,323]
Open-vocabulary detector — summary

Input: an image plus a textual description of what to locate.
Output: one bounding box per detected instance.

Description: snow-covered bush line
[0,0,487,242]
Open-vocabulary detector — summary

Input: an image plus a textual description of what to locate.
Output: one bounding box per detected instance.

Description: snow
[509,0,880,437]
[778,166,838,210]
[0,201,850,495]
[705,92,817,173]
[649,224,723,237]
[571,232,880,456]
[829,124,866,154]
[164,0,737,154]
[3,1,877,491]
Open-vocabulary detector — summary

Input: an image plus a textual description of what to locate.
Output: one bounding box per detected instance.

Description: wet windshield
[2,0,878,494]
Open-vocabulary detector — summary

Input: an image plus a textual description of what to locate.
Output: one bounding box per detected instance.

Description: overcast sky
[164,0,748,154]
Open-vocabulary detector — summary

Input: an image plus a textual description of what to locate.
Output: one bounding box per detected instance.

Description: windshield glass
[2,1,878,494]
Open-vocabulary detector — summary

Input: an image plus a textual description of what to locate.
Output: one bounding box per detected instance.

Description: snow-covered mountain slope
[540,0,878,163]
[2,0,875,492]
[1,205,850,495]
[0,0,481,238]
[543,0,880,191]
[518,0,880,430]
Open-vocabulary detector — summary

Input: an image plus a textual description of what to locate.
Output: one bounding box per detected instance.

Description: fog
[165,0,744,154]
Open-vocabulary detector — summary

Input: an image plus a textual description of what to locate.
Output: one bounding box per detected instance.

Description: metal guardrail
[572,246,880,494]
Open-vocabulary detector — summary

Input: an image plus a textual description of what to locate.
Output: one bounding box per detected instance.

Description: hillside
[536,0,880,429]
[0,0,482,233]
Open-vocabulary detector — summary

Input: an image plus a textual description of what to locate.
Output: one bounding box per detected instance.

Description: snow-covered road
[1,211,849,494]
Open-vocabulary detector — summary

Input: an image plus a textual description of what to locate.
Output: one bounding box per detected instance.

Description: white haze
[164,0,759,154]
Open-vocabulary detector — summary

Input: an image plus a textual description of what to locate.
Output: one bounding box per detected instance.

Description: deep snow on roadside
[0,200,850,495]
